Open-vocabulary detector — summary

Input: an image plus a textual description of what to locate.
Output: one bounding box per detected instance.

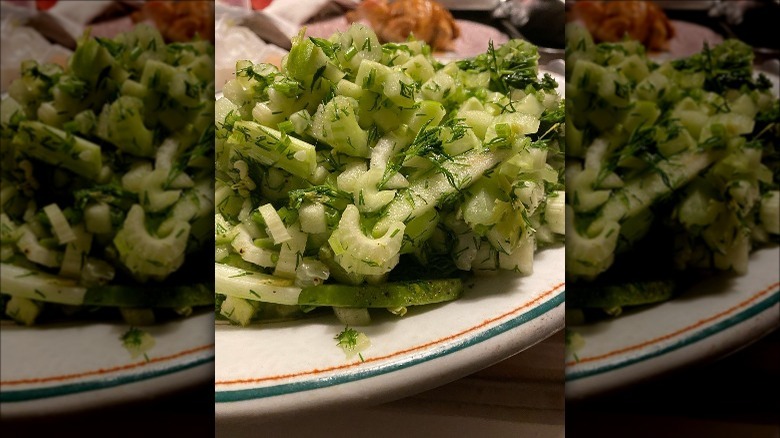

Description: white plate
[565,246,780,398]
[664,20,724,59]
[0,311,215,417]
[215,246,564,420]
[214,64,565,420]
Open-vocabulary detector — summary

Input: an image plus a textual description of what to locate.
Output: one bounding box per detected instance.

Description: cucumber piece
[113,204,190,282]
[228,121,317,181]
[335,326,371,359]
[285,29,344,91]
[403,100,445,133]
[1,96,26,127]
[328,204,404,276]
[311,95,369,157]
[298,278,463,307]
[220,295,257,326]
[96,95,154,157]
[599,150,719,226]
[215,294,311,324]
[5,295,43,326]
[760,191,780,235]
[1,262,87,305]
[1,261,211,308]
[567,279,677,309]
[13,121,102,179]
[82,283,213,308]
[374,148,509,235]
[215,262,301,305]
[69,37,128,87]
[64,109,98,136]
[335,23,383,75]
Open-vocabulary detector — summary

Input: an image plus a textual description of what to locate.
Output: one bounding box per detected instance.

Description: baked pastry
[572,1,674,51]
[346,0,460,51]
[132,0,214,43]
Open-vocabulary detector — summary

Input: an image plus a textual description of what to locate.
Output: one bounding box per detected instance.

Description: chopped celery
[567,280,677,311]
[215,262,301,305]
[12,121,103,180]
[113,205,190,282]
[228,121,317,181]
[1,262,87,305]
[220,295,257,326]
[5,296,43,326]
[43,203,76,244]
[329,204,404,276]
[0,24,215,324]
[216,24,565,327]
[566,24,779,315]
[258,203,291,244]
[332,307,371,326]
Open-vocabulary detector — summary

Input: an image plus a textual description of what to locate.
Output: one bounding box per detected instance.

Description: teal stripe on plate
[1,355,214,403]
[566,289,779,381]
[215,289,565,403]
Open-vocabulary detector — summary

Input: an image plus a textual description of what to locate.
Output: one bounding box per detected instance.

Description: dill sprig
[380,119,467,189]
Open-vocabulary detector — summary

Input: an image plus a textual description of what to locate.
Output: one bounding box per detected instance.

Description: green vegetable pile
[215,24,565,326]
[565,24,779,318]
[0,25,215,325]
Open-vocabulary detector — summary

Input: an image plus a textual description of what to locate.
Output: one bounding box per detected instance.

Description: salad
[564,24,779,322]
[214,24,565,327]
[0,24,215,325]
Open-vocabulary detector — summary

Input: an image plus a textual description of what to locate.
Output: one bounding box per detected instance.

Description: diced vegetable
[0,24,215,324]
[565,24,779,317]
[215,24,565,326]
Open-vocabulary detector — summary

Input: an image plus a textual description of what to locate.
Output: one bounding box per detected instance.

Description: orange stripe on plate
[566,282,779,367]
[1,344,215,386]
[216,282,565,386]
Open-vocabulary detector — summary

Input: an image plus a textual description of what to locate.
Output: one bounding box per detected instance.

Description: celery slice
[228,121,317,181]
[1,263,87,305]
[215,262,301,305]
[13,121,102,179]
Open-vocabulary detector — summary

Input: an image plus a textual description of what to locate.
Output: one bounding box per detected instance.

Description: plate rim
[215,280,565,403]
[564,247,780,398]
[0,344,215,403]
[566,287,779,381]
[0,311,216,416]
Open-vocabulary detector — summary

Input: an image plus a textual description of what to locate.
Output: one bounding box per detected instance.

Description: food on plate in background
[0,19,72,93]
[0,24,215,325]
[214,17,288,92]
[346,0,460,51]
[570,0,674,51]
[132,0,214,42]
[214,23,565,326]
[564,23,779,318]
